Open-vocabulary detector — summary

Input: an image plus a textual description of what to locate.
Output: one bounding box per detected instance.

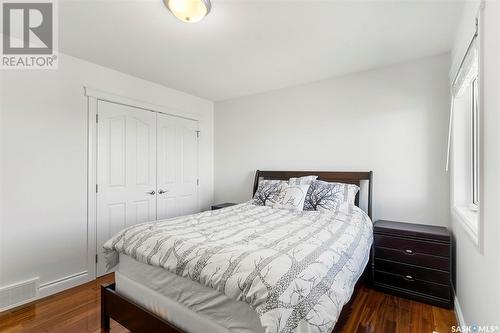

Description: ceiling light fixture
[164,0,211,23]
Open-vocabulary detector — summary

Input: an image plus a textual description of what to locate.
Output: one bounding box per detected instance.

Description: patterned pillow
[252,179,286,206]
[288,175,318,186]
[303,180,360,211]
[272,184,310,211]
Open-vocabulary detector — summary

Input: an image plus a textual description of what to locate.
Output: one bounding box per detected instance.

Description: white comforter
[104,202,373,333]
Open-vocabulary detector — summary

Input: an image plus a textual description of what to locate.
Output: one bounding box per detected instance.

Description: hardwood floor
[0,274,457,333]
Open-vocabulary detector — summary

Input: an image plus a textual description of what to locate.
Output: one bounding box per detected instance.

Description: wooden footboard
[100,283,183,333]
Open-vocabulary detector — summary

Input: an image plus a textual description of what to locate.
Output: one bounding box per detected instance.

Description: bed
[101,170,374,333]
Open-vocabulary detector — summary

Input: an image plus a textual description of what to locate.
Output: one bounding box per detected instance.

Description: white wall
[215,54,451,226]
[0,52,214,303]
[450,1,500,326]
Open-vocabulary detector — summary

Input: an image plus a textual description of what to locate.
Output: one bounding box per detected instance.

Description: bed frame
[101,170,373,333]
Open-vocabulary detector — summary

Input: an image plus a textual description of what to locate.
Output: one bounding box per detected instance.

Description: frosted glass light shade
[164,0,211,23]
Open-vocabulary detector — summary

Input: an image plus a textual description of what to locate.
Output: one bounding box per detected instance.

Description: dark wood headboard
[252,170,373,219]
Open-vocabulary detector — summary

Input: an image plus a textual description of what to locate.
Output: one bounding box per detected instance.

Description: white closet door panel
[107,203,126,236]
[181,123,197,185]
[178,118,198,215]
[108,117,126,187]
[157,116,177,187]
[132,199,153,224]
[157,196,177,219]
[96,101,156,276]
[157,114,198,220]
[157,114,178,219]
[135,120,152,186]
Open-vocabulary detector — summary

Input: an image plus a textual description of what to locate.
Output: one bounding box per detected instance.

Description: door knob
[158,189,167,194]
[147,190,155,195]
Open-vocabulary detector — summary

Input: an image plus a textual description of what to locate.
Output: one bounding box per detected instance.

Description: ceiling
[59,0,464,101]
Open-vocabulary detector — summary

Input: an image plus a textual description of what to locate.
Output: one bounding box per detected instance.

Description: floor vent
[0,278,38,311]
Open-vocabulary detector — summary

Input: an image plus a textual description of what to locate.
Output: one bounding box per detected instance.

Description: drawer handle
[404,249,414,255]
[403,275,414,281]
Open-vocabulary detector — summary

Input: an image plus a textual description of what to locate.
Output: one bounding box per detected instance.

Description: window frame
[471,77,480,209]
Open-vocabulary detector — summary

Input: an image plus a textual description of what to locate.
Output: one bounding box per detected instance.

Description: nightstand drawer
[374,270,451,300]
[375,246,449,270]
[374,235,449,257]
[374,259,450,285]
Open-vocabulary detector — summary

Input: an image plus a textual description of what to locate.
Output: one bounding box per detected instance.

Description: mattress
[116,253,265,333]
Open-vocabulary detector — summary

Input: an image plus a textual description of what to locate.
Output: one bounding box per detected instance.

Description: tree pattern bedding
[104,202,373,333]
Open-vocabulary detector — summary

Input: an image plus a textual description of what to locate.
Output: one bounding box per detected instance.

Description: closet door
[96,101,157,276]
[157,114,199,220]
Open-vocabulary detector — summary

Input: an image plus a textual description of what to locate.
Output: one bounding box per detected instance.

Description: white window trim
[450,149,482,250]
[449,3,485,253]
[452,206,478,245]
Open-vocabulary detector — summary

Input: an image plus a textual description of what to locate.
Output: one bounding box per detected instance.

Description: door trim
[87,96,98,281]
[85,87,199,122]
[86,87,201,280]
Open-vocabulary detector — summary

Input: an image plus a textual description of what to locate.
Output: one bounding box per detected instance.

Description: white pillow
[288,175,318,186]
[272,184,310,211]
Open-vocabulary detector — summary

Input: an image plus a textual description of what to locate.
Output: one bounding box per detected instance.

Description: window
[449,36,480,243]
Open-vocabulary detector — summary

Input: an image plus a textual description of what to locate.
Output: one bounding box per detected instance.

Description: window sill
[452,205,479,247]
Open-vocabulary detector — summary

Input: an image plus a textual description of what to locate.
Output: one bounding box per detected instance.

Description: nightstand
[372,220,453,308]
[211,203,237,210]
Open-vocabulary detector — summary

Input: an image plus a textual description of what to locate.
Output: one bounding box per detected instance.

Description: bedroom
[0,0,499,332]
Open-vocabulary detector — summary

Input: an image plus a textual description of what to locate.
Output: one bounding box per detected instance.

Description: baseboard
[38,271,91,298]
[454,296,467,327]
